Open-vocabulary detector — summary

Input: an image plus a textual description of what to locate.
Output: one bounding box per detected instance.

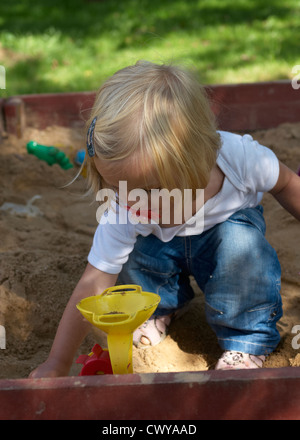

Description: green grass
[0,0,300,96]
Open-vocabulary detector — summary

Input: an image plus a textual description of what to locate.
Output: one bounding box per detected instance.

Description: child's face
[94,155,163,223]
[94,156,160,194]
[94,156,201,226]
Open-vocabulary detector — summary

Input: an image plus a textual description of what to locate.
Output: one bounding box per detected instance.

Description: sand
[0,122,299,379]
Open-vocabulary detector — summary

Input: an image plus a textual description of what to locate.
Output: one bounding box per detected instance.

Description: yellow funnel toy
[76,285,160,374]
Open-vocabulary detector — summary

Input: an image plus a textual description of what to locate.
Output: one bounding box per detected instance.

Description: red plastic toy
[76,344,113,376]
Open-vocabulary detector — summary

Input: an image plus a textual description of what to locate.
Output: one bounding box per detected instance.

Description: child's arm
[29,263,118,378]
[269,161,300,221]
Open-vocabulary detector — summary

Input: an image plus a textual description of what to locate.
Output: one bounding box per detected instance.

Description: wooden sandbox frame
[0,80,300,420]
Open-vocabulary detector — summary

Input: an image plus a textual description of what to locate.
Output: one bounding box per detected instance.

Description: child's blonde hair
[86,60,221,195]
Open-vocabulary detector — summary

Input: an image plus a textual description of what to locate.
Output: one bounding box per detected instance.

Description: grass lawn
[0,0,300,96]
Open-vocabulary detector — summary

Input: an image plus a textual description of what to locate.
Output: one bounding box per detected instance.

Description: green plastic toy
[27,141,74,170]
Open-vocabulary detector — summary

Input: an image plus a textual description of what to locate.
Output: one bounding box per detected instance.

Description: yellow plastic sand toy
[76,285,160,374]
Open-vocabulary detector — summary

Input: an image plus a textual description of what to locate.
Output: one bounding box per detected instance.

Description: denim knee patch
[227,205,266,235]
[202,206,282,355]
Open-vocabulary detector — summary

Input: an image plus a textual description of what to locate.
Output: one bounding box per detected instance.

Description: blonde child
[30,61,300,377]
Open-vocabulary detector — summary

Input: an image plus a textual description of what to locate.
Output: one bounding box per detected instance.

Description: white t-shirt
[88,131,280,274]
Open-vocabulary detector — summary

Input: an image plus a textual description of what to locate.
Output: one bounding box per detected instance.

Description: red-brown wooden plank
[1,367,300,420]
[3,80,300,134]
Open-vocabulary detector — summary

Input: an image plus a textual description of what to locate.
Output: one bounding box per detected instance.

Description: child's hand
[29,357,69,378]
[28,265,118,379]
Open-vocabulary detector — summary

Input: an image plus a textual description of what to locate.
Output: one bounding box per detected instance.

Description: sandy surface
[0,122,299,379]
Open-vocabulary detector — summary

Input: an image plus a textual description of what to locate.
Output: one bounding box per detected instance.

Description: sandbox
[0,81,299,420]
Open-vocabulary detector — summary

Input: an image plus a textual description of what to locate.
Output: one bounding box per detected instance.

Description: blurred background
[0,0,299,96]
